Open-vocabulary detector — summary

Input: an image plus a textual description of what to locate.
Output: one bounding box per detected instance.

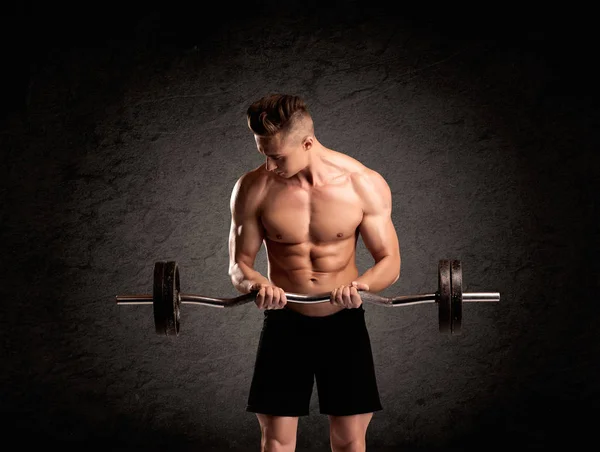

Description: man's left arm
[352,169,401,293]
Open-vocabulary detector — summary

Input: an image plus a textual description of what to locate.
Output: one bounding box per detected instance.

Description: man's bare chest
[260,183,363,243]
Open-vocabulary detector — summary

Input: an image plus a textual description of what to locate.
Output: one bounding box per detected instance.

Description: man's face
[255,132,306,178]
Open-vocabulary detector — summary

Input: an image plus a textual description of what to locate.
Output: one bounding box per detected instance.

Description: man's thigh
[247,310,315,416]
[314,308,383,416]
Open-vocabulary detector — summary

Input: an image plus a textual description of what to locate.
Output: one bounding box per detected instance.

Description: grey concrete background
[1,2,597,451]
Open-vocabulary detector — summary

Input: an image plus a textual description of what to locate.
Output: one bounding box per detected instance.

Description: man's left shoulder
[349,170,392,218]
[349,166,390,194]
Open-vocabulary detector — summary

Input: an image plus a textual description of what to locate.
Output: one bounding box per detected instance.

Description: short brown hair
[246,94,311,137]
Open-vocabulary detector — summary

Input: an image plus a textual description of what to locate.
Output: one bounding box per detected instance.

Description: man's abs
[265,238,361,317]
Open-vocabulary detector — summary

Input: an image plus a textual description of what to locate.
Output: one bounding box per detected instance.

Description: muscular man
[228,94,401,452]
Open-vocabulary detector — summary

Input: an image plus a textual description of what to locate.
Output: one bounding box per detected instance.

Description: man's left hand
[330,281,370,309]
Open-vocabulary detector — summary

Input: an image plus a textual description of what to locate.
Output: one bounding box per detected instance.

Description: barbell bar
[115,259,499,336]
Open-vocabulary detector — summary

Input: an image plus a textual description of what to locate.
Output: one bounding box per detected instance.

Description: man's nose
[266,158,276,171]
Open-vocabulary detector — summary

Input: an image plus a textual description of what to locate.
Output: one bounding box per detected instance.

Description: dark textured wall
[1,2,597,451]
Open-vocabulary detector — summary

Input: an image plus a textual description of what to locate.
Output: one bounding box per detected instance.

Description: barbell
[115,259,499,336]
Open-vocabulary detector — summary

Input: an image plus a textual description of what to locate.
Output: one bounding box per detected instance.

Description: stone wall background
[1,2,597,450]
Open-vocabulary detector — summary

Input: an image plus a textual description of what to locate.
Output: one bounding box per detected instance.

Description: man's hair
[246,94,313,139]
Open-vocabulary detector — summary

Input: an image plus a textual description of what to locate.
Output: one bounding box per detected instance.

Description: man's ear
[303,136,314,151]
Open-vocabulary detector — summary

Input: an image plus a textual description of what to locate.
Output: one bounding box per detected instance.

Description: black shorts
[246,305,383,417]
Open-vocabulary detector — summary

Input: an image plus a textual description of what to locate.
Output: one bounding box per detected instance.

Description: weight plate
[153,261,181,336]
[438,259,451,334]
[153,262,167,335]
[164,261,181,336]
[451,260,463,335]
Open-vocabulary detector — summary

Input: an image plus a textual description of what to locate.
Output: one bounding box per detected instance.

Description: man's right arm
[228,172,270,294]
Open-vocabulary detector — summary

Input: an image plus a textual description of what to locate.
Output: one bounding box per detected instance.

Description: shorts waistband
[264,305,365,323]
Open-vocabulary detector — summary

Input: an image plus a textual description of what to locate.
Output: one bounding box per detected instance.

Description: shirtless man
[228,94,401,452]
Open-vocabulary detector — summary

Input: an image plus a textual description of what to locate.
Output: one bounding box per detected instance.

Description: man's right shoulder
[231,165,268,204]
[234,164,268,189]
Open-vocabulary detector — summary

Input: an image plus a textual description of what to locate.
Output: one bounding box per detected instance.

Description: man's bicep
[359,213,399,261]
[356,170,400,261]
[229,214,264,270]
[228,174,264,271]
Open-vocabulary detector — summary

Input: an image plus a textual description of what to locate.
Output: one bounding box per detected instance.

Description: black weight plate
[438,259,451,334]
[451,260,463,335]
[153,262,167,335]
[163,261,181,336]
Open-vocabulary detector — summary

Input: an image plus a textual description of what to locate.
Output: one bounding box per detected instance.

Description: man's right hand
[249,283,288,310]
